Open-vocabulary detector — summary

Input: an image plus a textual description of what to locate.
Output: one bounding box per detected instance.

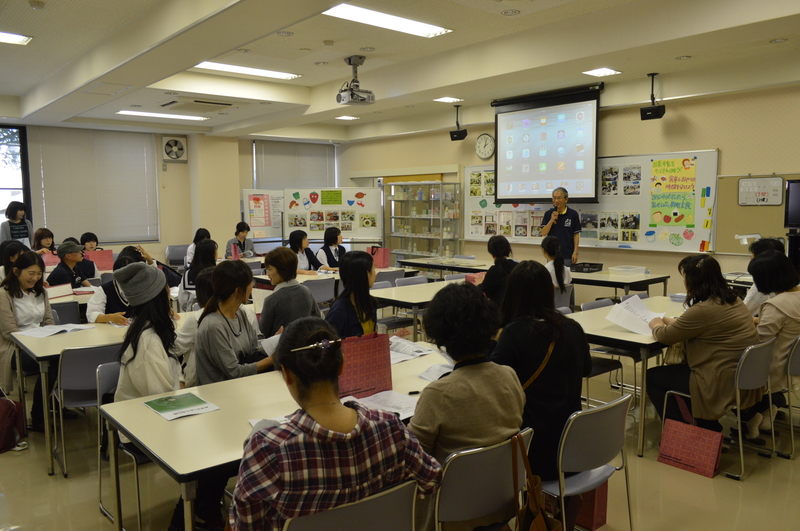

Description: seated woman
[746,250,800,431]
[80,232,100,251]
[46,240,93,287]
[492,260,590,530]
[171,267,216,388]
[230,317,441,531]
[541,235,572,294]
[0,201,33,247]
[259,247,320,337]
[195,260,272,385]
[32,228,57,255]
[0,251,56,431]
[410,282,523,530]
[86,246,147,325]
[288,229,333,275]
[480,235,516,306]
[743,238,785,316]
[315,226,346,270]
[179,239,217,311]
[225,222,256,258]
[186,227,210,264]
[647,255,760,433]
[0,240,27,284]
[325,251,376,338]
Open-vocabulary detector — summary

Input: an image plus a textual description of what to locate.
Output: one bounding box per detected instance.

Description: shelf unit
[385,181,461,265]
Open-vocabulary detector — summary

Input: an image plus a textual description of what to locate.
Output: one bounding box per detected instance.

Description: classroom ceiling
[0,0,798,142]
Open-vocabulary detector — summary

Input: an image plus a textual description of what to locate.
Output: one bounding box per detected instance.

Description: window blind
[253,139,335,189]
[27,127,159,243]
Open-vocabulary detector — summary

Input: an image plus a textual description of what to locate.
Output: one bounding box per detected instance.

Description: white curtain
[253,139,335,189]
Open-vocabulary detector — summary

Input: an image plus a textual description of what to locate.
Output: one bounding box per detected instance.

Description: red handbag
[368,246,390,268]
[657,395,722,478]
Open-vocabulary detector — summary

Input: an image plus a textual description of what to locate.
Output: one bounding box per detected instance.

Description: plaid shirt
[229,402,442,531]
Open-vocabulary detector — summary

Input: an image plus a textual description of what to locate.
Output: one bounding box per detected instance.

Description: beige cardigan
[0,288,55,391]
[652,298,760,420]
[757,289,800,388]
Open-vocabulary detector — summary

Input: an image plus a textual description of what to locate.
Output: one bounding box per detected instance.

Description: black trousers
[646,364,723,432]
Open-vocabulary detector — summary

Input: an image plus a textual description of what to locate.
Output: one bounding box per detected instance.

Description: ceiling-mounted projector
[337,55,375,105]
[641,72,665,121]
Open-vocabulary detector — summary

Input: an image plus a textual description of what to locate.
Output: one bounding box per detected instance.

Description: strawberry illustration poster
[284,188,381,239]
[649,157,696,228]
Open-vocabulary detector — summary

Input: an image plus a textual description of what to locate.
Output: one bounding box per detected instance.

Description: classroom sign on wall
[283,187,382,240]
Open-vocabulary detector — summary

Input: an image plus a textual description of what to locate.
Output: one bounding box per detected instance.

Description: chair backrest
[165,244,190,266]
[247,260,264,271]
[558,394,632,474]
[372,281,392,290]
[51,301,81,324]
[100,272,114,284]
[453,255,475,260]
[787,335,800,377]
[621,292,649,302]
[51,308,60,325]
[396,276,427,288]
[282,480,417,531]
[553,284,574,309]
[736,338,776,390]
[304,277,336,304]
[375,269,405,286]
[557,306,572,315]
[96,361,121,404]
[436,428,533,523]
[580,298,614,311]
[87,277,102,287]
[444,273,467,281]
[59,344,122,392]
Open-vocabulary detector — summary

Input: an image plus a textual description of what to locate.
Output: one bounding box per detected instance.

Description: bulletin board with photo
[283,187,382,240]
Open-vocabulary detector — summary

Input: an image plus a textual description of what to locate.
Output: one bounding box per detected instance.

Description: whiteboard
[738,177,783,206]
[283,187,382,241]
[241,189,283,239]
[464,149,719,253]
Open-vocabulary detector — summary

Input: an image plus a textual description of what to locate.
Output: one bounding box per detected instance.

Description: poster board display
[737,176,783,206]
[283,187,382,240]
[464,149,718,253]
[241,189,284,239]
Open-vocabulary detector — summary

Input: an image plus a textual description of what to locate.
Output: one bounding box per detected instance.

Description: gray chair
[621,292,649,301]
[304,278,336,313]
[435,428,533,529]
[282,480,417,531]
[554,284,574,310]
[580,298,614,311]
[778,336,800,459]
[542,394,634,531]
[557,306,572,315]
[247,260,264,271]
[444,273,467,281]
[165,244,189,268]
[51,344,122,477]
[100,272,114,284]
[87,277,102,287]
[396,276,427,288]
[51,308,60,325]
[374,280,415,333]
[580,297,634,399]
[375,269,405,286]
[372,281,392,290]
[51,301,81,324]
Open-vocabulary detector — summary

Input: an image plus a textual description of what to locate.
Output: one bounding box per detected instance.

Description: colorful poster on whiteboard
[241,189,284,239]
[284,187,381,240]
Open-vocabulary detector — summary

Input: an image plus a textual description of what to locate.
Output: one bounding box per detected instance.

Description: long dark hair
[541,235,566,293]
[274,317,343,400]
[193,228,211,245]
[338,251,376,323]
[188,239,217,283]
[323,226,341,247]
[501,260,565,335]
[199,260,253,324]
[288,230,307,253]
[120,288,176,364]
[679,255,737,307]
[1,240,28,276]
[33,228,55,251]
[1,251,45,298]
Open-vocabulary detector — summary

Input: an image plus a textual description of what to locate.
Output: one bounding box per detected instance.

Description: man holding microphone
[540,187,581,266]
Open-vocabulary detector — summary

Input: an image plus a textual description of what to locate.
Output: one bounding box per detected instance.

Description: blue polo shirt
[541,207,581,261]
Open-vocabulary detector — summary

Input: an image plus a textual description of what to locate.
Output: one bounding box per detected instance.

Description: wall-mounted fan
[162,136,188,162]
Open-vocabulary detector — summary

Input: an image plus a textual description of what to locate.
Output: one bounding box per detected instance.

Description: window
[0,126,30,219]
[253,139,335,189]
[27,127,159,243]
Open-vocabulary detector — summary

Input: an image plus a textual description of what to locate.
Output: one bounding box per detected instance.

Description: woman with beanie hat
[113,262,180,402]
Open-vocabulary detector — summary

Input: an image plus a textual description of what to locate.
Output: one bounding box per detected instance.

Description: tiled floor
[3,362,800,530]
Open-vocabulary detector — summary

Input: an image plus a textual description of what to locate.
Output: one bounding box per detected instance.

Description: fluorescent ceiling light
[335,115,359,120]
[434,97,463,103]
[582,67,621,77]
[323,3,451,38]
[117,110,209,121]
[0,31,32,46]
[195,61,301,80]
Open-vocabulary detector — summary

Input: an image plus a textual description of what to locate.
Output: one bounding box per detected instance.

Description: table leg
[412,305,419,342]
[624,284,630,296]
[663,278,668,296]
[108,426,123,531]
[181,481,198,531]
[14,349,27,426]
[39,359,54,475]
[637,347,649,457]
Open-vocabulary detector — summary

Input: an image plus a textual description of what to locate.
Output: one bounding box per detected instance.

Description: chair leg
[623,451,634,531]
[59,402,68,477]
[619,365,625,397]
[559,493,568,531]
[768,389,776,458]
[132,456,142,531]
[786,385,795,459]
[726,401,745,481]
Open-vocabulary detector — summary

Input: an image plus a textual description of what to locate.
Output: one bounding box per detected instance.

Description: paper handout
[145,393,219,421]
[341,391,419,420]
[16,324,94,338]
[605,295,664,336]
[389,336,435,364]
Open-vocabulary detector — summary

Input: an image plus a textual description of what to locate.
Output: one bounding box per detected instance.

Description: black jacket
[481,258,517,306]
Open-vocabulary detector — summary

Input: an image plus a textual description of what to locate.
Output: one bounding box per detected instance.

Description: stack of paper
[341,390,419,420]
[259,334,281,357]
[16,324,94,338]
[145,393,219,421]
[605,295,664,336]
[419,363,454,382]
[389,336,436,364]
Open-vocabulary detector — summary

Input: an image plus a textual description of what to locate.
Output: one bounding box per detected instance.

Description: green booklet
[144,393,219,421]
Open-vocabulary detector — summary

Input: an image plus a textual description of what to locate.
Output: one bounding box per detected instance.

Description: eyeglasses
[290,338,341,352]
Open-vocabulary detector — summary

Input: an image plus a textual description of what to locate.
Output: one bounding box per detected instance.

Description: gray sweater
[259,280,321,337]
[195,308,263,385]
[0,219,33,243]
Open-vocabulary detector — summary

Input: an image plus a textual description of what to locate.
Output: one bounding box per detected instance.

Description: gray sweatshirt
[259,279,321,337]
[195,308,263,385]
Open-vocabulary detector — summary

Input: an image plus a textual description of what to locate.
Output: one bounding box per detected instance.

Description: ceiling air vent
[159,98,236,114]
